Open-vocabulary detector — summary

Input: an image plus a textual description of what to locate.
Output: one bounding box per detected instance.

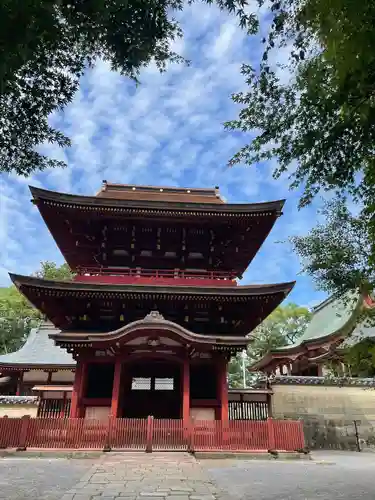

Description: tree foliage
[0,0,257,176]
[0,261,73,354]
[343,338,375,378]
[228,303,311,387]
[289,198,375,372]
[289,198,374,297]
[226,0,375,264]
[0,286,40,354]
[248,303,311,362]
[33,261,74,281]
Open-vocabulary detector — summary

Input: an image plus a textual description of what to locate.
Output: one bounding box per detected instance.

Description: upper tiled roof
[30,186,285,214]
[96,181,225,204]
[0,321,75,368]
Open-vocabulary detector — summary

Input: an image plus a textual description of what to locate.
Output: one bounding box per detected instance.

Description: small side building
[250,292,375,377]
[251,293,375,450]
[0,321,75,416]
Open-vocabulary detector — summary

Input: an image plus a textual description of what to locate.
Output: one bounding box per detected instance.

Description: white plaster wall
[43,391,64,399]
[190,408,215,421]
[23,370,48,382]
[51,371,75,383]
[0,405,38,418]
[85,406,111,420]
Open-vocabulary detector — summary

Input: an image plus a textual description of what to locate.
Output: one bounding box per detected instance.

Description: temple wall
[23,370,49,383]
[85,406,111,420]
[0,405,38,418]
[51,371,75,383]
[271,377,375,450]
[43,391,71,399]
[0,396,39,418]
[190,408,215,420]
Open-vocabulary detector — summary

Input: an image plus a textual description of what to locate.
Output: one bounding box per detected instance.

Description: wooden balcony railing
[74,267,237,285]
[76,267,235,280]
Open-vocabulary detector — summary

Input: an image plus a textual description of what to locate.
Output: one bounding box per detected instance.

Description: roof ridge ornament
[144,310,165,322]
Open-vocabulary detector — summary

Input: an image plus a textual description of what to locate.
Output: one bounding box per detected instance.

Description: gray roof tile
[0,321,75,367]
[0,396,39,405]
[274,292,361,351]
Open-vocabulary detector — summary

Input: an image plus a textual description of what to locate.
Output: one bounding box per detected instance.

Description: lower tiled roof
[281,292,360,350]
[272,375,375,387]
[0,396,39,405]
[0,321,75,368]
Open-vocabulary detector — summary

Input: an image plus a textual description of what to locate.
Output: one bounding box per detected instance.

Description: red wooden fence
[0,416,304,452]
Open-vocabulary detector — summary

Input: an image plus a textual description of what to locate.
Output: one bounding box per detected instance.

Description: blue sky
[0,2,328,308]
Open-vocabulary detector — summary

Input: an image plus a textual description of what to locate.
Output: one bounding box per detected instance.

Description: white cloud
[0,2,325,306]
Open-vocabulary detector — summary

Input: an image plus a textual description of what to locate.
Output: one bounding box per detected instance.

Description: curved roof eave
[29,186,286,215]
[9,273,295,297]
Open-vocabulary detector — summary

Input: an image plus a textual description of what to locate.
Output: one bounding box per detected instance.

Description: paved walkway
[0,456,96,500]
[2,451,375,499]
[60,453,219,500]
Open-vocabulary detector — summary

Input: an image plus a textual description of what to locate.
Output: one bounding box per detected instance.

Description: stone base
[0,449,103,459]
[193,451,310,460]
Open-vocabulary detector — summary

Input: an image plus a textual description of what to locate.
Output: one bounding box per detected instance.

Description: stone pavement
[0,456,96,500]
[60,453,220,500]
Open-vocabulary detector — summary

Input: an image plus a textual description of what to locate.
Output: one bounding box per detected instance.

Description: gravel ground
[0,457,95,500]
[202,451,375,500]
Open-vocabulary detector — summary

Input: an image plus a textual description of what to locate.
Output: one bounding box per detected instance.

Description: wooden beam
[70,361,87,418]
[217,356,229,423]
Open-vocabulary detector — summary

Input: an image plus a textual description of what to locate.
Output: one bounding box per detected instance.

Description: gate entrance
[122,359,181,419]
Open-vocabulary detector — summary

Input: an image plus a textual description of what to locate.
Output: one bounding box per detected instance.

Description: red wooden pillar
[60,391,68,418]
[218,356,229,423]
[182,357,190,422]
[267,417,276,450]
[17,415,30,451]
[16,371,24,396]
[110,359,123,418]
[70,361,87,418]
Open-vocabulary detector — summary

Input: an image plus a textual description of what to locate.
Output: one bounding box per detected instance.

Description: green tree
[228,303,311,387]
[0,0,257,176]
[34,261,74,281]
[226,0,375,267]
[0,286,41,354]
[289,197,375,375]
[343,339,375,378]
[289,198,374,299]
[228,354,250,389]
[248,303,311,362]
[0,261,73,354]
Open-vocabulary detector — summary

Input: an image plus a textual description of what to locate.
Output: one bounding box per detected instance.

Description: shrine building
[250,292,375,377]
[1,182,294,421]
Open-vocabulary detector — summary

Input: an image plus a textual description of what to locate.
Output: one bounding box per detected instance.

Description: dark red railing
[0,417,304,452]
[75,267,236,281]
